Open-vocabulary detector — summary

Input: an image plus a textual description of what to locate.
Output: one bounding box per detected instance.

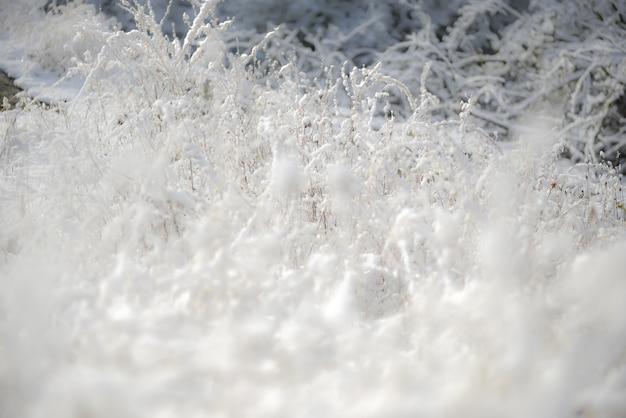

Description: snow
[0,33,79,102]
[1,1,626,418]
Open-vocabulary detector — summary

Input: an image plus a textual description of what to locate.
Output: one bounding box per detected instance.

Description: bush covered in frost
[1,1,626,417]
[215,0,626,169]
[81,0,626,169]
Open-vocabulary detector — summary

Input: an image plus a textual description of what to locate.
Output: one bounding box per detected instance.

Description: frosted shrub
[1,1,626,417]
[83,0,626,169]
[377,0,626,169]
[213,0,626,168]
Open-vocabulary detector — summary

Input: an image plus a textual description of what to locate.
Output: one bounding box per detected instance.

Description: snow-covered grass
[1,1,626,417]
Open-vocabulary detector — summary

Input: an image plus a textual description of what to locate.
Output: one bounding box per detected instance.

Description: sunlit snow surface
[0,33,84,103]
[1,2,626,418]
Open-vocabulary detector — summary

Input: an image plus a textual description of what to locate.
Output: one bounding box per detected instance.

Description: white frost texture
[1,1,626,417]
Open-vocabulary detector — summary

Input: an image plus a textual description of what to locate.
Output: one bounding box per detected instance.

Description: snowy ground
[1,1,626,417]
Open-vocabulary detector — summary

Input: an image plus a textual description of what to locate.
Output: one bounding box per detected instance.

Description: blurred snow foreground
[1,0,626,417]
